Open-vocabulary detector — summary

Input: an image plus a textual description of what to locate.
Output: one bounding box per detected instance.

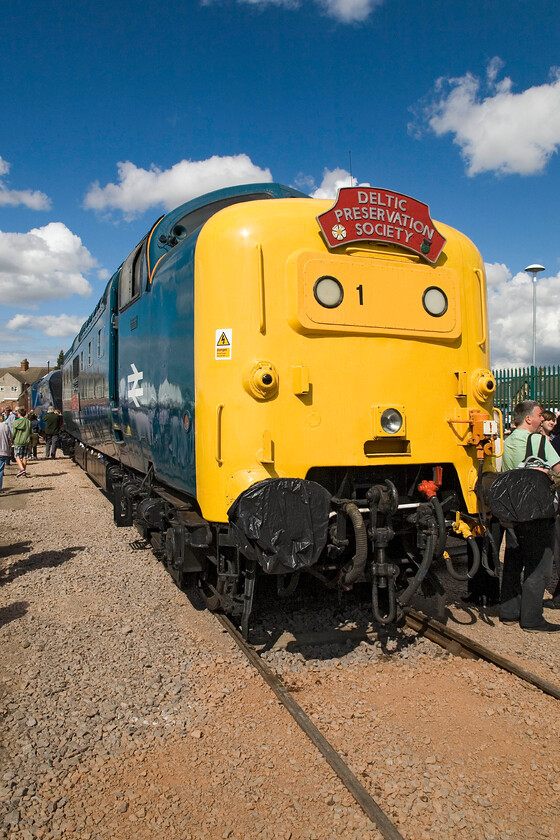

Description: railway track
[215,612,406,840]
[216,607,560,840]
[405,608,560,701]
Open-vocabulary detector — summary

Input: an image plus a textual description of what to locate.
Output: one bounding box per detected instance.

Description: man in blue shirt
[500,401,560,632]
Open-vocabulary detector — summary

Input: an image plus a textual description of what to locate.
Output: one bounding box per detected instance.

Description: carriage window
[73,356,79,378]
[97,329,102,357]
[88,342,92,366]
[119,237,147,311]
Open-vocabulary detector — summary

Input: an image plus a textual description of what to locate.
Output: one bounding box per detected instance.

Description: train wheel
[113,483,133,527]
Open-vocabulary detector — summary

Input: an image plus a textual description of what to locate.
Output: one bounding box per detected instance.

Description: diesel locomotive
[24,370,62,427]
[62,182,500,636]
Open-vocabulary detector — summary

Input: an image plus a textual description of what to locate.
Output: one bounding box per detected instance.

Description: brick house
[0,359,50,413]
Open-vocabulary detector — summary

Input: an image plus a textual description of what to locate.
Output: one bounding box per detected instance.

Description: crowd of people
[0,405,63,491]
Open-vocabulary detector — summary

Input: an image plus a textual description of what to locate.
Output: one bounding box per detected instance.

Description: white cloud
[202,0,383,23]
[486,262,560,367]
[84,154,273,218]
[0,156,51,210]
[317,0,383,23]
[0,222,96,307]
[6,313,85,338]
[416,61,560,176]
[308,167,370,198]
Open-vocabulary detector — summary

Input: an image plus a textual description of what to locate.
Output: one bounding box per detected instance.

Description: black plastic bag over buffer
[488,434,558,523]
[228,478,331,574]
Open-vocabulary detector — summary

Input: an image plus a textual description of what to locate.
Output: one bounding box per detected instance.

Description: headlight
[380,408,403,434]
[314,275,344,308]
[423,286,448,317]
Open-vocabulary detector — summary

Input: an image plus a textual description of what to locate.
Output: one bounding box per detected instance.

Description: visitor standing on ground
[541,410,560,608]
[29,412,40,460]
[44,406,62,458]
[0,418,12,492]
[500,400,560,632]
[12,407,31,478]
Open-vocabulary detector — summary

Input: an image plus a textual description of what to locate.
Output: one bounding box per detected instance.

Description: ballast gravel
[1,453,560,840]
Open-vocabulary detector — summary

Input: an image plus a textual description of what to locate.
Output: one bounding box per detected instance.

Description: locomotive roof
[65,183,309,361]
[148,182,308,266]
[157,182,307,235]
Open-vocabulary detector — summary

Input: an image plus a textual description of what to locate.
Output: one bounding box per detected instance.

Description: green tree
[55,350,64,369]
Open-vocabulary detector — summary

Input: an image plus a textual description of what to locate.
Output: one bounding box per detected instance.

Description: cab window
[162,193,272,247]
[119,237,147,311]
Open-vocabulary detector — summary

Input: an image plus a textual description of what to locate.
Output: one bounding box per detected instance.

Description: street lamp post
[525,263,545,368]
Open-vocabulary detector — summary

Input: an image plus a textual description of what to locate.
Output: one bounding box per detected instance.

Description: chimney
[21,358,29,371]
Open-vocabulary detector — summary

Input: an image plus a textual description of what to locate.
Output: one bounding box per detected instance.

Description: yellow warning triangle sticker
[217,331,230,346]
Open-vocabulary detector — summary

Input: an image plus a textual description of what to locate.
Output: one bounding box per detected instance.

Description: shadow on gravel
[0,541,32,560]
[247,577,422,660]
[35,473,69,478]
[442,602,499,629]
[4,486,53,496]
[0,600,29,628]
[0,546,85,585]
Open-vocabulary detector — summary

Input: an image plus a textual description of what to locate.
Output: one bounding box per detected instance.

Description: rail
[405,609,560,701]
[215,613,406,840]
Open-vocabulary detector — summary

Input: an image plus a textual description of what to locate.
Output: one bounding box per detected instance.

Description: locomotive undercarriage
[91,453,485,639]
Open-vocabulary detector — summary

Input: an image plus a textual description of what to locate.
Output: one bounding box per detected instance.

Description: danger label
[215,329,232,360]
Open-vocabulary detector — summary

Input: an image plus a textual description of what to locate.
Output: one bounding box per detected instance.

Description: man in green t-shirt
[502,404,560,471]
[500,401,560,632]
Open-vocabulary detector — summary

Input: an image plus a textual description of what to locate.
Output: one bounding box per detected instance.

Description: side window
[119,237,147,311]
[73,357,79,378]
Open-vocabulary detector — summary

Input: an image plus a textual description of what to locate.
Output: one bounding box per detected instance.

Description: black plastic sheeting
[228,478,332,574]
[487,468,557,523]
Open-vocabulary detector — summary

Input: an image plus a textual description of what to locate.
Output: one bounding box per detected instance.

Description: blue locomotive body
[27,369,63,429]
[62,183,302,500]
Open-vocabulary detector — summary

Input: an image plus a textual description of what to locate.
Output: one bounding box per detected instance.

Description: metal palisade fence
[493,366,560,426]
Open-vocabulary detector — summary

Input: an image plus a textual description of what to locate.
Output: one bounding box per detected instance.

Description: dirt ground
[1,453,560,840]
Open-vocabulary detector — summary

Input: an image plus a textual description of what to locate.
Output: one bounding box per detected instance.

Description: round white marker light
[423,287,448,317]
[314,276,344,308]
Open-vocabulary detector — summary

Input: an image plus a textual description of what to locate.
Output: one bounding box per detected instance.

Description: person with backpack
[12,406,31,478]
[499,400,560,632]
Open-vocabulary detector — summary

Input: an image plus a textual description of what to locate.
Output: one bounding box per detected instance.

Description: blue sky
[1,0,560,369]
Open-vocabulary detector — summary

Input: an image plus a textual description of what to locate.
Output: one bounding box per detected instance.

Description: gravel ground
[0,455,385,840]
[415,576,560,690]
[1,452,560,840]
